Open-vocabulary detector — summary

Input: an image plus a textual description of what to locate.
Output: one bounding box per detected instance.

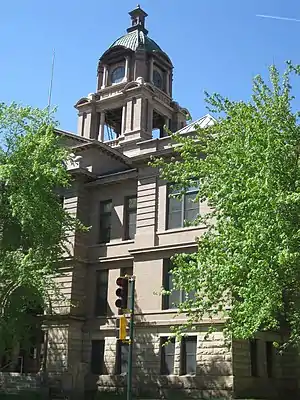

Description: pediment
[74,97,90,107]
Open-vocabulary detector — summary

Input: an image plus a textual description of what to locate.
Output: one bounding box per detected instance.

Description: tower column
[98,112,105,141]
[147,102,153,134]
[101,65,108,89]
[125,56,130,82]
[121,105,126,135]
[166,71,170,95]
[164,116,170,137]
[149,57,153,83]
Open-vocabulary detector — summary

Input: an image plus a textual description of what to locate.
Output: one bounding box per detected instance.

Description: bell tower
[75,5,188,155]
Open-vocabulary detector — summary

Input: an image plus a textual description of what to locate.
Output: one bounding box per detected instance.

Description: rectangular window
[167,184,199,230]
[124,196,137,240]
[250,339,258,377]
[99,200,112,243]
[91,340,105,374]
[160,337,175,375]
[181,337,197,375]
[162,259,195,309]
[116,341,129,374]
[94,270,108,316]
[266,341,273,378]
[58,195,64,207]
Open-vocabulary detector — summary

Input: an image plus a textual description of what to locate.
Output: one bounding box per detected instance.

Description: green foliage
[0,103,80,354]
[153,62,300,347]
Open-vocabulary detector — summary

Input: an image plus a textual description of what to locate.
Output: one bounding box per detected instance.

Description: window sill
[157,225,206,235]
[160,373,196,378]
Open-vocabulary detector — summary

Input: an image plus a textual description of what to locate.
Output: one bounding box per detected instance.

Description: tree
[0,103,79,359]
[153,62,300,348]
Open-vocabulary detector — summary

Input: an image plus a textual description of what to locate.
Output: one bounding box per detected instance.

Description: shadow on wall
[85,300,234,400]
[87,184,134,247]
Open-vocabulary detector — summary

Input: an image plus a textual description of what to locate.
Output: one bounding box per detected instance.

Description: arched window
[153,69,163,89]
[111,66,125,84]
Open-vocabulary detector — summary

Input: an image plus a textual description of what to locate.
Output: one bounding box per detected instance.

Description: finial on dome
[127,5,148,34]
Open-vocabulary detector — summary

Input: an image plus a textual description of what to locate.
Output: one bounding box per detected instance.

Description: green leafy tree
[153,62,300,347]
[0,103,79,358]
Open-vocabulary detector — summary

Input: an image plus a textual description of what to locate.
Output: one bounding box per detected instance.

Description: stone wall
[0,373,41,394]
[46,324,68,374]
[232,335,299,399]
[85,328,233,399]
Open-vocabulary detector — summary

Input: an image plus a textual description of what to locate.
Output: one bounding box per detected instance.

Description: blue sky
[1,0,300,133]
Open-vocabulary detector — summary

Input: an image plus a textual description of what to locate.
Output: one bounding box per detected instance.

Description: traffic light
[119,315,127,341]
[115,277,128,310]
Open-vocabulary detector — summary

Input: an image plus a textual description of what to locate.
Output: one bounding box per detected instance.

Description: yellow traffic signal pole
[127,276,135,400]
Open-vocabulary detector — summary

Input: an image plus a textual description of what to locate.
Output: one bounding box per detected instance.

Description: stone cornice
[85,168,137,187]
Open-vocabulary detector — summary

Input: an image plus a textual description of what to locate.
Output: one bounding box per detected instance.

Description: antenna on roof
[47,49,55,117]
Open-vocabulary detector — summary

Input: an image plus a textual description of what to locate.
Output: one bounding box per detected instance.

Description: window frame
[160,337,175,375]
[115,340,129,375]
[266,341,273,378]
[111,65,125,84]
[91,340,105,375]
[153,67,164,90]
[162,259,195,310]
[180,336,197,376]
[124,195,137,240]
[250,339,259,377]
[94,269,108,317]
[99,199,112,244]
[166,184,199,230]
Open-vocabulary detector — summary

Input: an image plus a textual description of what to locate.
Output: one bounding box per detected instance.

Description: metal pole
[127,276,135,400]
[47,49,55,117]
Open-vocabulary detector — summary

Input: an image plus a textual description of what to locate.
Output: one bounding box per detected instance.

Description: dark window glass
[124,196,137,240]
[153,69,163,89]
[185,192,199,222]
[167,185,199,230]
[94,270,108,316]
[250,339,258,377]
[58,195,64,206]
[162,259,196,310]
[181,337,197,375]
[116,341,129,374]
[266,341,273,378]
[99,200,112,243]
[160,337,175,375]
[91,340,105,374]
[168,196,182,230]
[111,66,125,84]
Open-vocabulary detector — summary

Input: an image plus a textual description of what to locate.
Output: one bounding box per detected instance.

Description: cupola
[75,6,189,154]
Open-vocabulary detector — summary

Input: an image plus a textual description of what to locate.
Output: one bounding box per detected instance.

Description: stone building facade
[5,6,297,399]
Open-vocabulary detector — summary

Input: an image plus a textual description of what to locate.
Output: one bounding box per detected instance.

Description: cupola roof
[103,5,171,64]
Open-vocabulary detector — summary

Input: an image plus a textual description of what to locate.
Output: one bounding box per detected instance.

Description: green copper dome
[109,29,163,54]
[101,6,172,65]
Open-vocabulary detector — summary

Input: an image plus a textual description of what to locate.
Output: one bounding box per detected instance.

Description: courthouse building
[1,5,298,400]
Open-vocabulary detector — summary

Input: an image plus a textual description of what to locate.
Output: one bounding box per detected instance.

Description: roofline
[175,113,217,134]
[71,140,132,167]
[56,128,132,167]
[55,128,92,144]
